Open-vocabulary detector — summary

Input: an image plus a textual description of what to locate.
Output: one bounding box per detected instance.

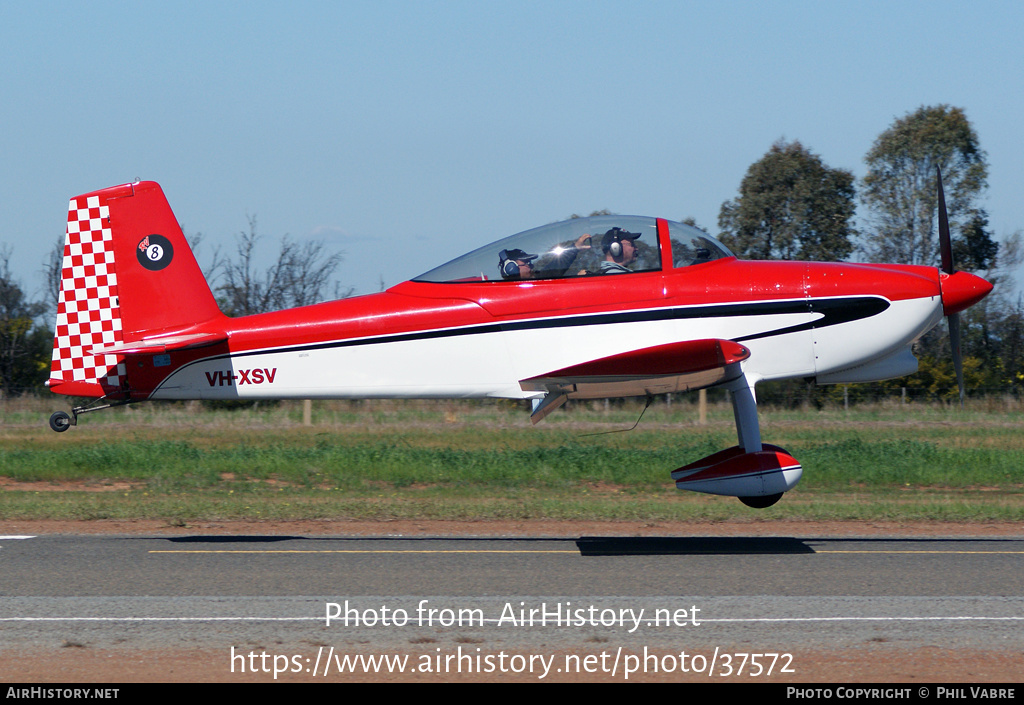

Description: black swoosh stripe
[733,297,890,342]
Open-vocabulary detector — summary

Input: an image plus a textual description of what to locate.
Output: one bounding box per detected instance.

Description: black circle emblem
[136,234,174,271]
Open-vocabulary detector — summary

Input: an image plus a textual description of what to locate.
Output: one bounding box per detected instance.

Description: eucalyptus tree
[718,140,856,261]
[861,104,995,271]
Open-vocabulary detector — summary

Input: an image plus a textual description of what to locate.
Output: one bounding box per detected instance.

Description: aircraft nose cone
[941,270,994,315]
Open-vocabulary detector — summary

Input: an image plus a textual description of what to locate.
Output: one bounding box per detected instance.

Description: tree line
[715,104,1022,403]
[0,103,1020,400]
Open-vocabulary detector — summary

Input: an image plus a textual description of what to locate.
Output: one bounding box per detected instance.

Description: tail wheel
[739,493,783,509]
[49,411,72,433]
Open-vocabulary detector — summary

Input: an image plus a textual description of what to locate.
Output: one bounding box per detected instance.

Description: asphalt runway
[2,533,1022,667]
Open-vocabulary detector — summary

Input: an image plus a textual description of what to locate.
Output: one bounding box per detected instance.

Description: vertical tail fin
[48,181,224,398]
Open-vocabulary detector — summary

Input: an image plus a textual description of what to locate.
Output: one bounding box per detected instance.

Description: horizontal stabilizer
[89,331,227,356]
[521,338,749,423]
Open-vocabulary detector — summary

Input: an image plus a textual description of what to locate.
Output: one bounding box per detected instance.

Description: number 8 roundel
[136,234,174,271]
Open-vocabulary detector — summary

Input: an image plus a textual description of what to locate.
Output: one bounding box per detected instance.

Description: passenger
[599,228,641,274]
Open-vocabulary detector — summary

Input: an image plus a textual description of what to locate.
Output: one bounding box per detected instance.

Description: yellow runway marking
[815,550,1024,555]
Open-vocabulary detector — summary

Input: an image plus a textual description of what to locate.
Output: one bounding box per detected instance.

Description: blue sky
[2,1,1022,302]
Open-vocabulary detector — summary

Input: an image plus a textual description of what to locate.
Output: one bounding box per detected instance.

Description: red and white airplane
[46,177,992,507]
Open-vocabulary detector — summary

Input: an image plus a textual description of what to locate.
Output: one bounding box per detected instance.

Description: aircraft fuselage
[136,258,946,402]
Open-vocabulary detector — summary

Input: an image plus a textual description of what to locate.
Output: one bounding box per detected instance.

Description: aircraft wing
[519,338,749,423]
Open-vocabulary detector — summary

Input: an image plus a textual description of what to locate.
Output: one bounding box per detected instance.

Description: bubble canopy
[413,215,732,283]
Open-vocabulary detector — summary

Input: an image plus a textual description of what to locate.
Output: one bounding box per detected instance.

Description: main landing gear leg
[726,374,762,454]
[727,375,782,509]
[672,374,801,509]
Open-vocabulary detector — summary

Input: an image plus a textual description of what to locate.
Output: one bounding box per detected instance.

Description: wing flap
[520,339,749,422]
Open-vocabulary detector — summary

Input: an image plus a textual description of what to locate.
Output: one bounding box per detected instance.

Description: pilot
[499,248,539,280]
[537,233,593,277]
[599,227,641,274]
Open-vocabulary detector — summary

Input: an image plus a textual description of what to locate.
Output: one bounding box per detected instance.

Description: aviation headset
[498,249,537,279]
[602,228,639,259]
[499,251,519,279]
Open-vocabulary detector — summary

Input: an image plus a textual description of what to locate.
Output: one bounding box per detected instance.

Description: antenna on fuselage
[580,395,653,437]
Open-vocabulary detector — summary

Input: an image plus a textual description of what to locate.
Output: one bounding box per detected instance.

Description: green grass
[1,397,1022,523]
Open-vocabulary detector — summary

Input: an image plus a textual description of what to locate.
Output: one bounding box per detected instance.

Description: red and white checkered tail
[47,182,223,399]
